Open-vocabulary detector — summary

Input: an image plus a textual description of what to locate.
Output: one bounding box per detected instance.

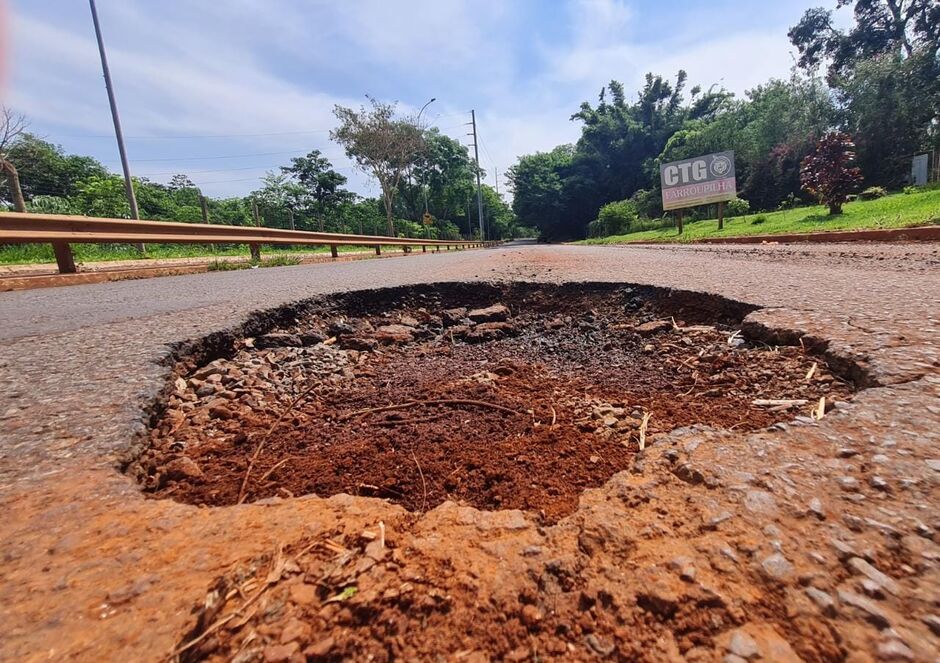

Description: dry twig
[805,362,818,382]
[411,449,428,513]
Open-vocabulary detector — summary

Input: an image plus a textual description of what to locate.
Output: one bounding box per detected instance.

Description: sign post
[660,151,736,234]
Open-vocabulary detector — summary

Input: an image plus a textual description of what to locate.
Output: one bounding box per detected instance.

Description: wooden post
[330,245,338,259]
[200,196,209,223]
[676,210,684,235]
[422,245,427,253]
[287,208,295,231]
[717,201,725,230]
[250,200,262,261]
[375,245,381,256]
[52,242,77,274]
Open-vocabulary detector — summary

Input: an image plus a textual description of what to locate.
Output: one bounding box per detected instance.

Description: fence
[0,212,487,274]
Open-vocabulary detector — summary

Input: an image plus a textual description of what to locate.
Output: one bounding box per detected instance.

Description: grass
[0,242,375,266]
[207,255,303,271]
[578,187,940,244]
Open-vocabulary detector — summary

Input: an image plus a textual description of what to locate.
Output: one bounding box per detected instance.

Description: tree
[280,150,352,231]
[789,0,939,83]
[0,106,28,211]
[800,132,864,214]
[397,129,477,225]
[2,133,107,203]
[331,97,425,235]
[839,52,940,186]
[506,145,574,240]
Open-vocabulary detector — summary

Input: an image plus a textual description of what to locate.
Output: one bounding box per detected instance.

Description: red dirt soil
[137,284,852,524]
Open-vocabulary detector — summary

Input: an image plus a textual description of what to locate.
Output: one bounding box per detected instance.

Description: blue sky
[3,0,847,199]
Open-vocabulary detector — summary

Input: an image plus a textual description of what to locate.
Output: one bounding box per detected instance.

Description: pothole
[131,282,856,522]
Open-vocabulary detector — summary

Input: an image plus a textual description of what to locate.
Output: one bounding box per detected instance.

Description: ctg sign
[660,151,736,211]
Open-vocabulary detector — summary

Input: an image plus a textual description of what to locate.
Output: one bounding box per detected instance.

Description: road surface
[1,242,938,661]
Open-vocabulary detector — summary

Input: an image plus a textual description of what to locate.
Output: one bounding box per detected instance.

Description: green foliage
[726,197,750,216]
[859,186,888,200]
[751,215,767,225]
[589,199,638,237]
[1,133,107,203]
[629,188,662,219]
[788,0,939,83]
[800,132,865,215]
[74,175,131,218]
[506,145,574,240]
[25,195,76,215]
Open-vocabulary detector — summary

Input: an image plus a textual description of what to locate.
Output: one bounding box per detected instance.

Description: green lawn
[0,242,405,266]
[578,188,940,244]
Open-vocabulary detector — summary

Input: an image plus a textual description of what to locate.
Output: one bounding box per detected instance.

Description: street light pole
[89,0,143,251]
[416,98,435,239]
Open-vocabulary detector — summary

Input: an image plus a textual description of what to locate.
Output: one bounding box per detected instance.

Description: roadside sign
[660,151,736,211]
[422,212,433,226]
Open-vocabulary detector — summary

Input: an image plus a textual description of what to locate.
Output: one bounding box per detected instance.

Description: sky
[2,0,848,200]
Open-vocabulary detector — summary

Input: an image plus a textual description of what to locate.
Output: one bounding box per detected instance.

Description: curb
[628,224,940,245]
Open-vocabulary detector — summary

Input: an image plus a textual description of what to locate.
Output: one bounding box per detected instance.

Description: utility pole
[494,167,500,197]
[468,110,484,241]
[89,0,143,253]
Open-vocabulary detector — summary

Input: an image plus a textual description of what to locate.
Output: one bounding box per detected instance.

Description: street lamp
[416,98,436,238]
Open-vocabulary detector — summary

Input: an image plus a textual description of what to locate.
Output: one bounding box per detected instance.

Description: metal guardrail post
[330,246,338,259]
[422,245,427,253]
[249,243,261,261]
[374,246,381,256]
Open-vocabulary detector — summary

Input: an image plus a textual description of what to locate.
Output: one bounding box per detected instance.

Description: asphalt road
[1,241,938,343]
[1,241,939,661]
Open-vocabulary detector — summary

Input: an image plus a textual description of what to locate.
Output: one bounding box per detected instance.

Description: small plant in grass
[903,186,918,195]
[859,186,887,200]
[800,132,863,215]
[726,197,750,217]
[207,260,249,272]
[260,255,302,268]
[751,215,767,225]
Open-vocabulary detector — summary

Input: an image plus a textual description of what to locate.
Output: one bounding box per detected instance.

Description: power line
[56,128,335,140]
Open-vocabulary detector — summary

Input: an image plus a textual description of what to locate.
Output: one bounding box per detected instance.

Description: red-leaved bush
[800,132,863,215]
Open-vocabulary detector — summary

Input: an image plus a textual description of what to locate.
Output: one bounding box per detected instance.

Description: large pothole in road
[131,282,855,522]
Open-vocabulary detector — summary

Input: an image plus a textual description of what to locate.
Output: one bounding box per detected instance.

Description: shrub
[859,186,888,200]
[629,188,661,219]
[751,215,767,225]
[800,132,863,215]
[903,185,918,195]
[726,197,750,217]
[589,199,638,237]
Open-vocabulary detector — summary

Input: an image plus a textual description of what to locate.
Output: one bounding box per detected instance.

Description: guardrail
[0,212,487,274]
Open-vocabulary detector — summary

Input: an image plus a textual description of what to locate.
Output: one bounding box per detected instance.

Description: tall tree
[506,145,574,239]
[331,97,425,235]
[280,150,352,231]
[789,0,939,83]
[398,129,478,224]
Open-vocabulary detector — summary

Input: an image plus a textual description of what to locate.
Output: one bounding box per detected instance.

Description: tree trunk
[829,202,842,215]
[382,190,395,236]
[1,159,27,212]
